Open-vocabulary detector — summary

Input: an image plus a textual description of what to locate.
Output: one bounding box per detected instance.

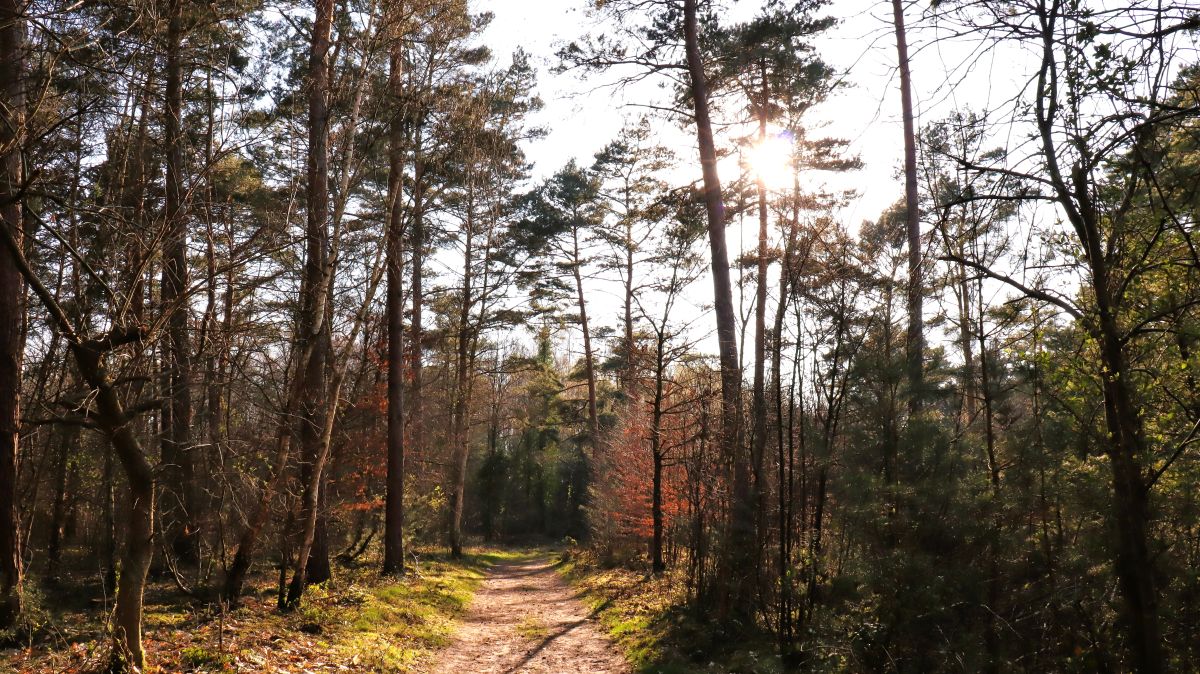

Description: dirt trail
[432,554,630,674]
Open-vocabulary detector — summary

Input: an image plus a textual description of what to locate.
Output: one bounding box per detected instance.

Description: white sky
[472,0,1040,358]
[476,0,1034,218]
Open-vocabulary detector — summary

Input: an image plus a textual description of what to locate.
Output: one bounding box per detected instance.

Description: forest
[0,0,1198,672]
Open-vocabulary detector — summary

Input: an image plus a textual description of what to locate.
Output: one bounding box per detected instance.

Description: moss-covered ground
[558,551,784,674]
[1,547,537,673]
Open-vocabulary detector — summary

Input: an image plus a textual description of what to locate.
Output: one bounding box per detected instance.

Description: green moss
[560,553,783,674]
[328,547,510,671]
[180,644,231,670]
[516,616,549,640]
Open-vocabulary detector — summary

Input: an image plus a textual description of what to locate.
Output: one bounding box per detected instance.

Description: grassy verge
[558,550,782,674]
[2,547,528,673]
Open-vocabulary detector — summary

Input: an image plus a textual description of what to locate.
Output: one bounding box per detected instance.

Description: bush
[0,586,52,647]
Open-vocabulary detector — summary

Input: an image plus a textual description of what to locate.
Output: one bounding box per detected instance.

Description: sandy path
[432,554,630,674]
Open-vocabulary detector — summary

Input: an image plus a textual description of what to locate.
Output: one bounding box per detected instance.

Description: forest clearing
[0,0,1199,672]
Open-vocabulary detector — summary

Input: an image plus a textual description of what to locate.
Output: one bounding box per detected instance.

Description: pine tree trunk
[448,194,475,559]
[572,225,599,441]
[891,0,923,414]
[292,0,335,592]
[651,336,666,574]
[161,0,199,567]
[0,0,24,630]
[750,66,771,559]
[410,158,426,466]
[682,0,750,624]
[383,12,407,576]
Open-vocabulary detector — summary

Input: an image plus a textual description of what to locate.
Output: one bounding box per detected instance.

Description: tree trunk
[0,222,160,670]
[891,0,923,414]
[448,193,475,558]
[47,428,78,582]
[651,337,666,574]
[682,0,750,624]
[286,370,343,607]
[572,225,599,441]
[410,156,426,468]
[293,0,335,590]
[72,343,156,673]
[0,0,23,629]
[622,204,635,389]
[1030,15,1165,663]
[161,0,199,567]
[1098,310,1164,673]
[750,64,771,562]
[383,11,407,576]
[773,223,796,662]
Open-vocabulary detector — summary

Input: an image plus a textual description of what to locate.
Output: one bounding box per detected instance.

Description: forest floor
[0,548,517,673]
[432,552,629,674]
[560,551,784,674]
[0,545,784,674]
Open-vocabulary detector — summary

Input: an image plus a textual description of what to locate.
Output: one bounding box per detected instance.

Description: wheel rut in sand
[432,554,630,674]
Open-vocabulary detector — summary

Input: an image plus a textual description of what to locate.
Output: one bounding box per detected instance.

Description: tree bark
[293,0,336,590]
[410,155,426,467]
[572,224,599,441]
[161,0,199,567]
[682,0,750,624]
[651,334,666,574]
[622,201,635,389]
[750,63,771,557]
[72,340,156,672]
[448,191,476,558]
[0,0,23,630]
[383,6,407,576]
[891,0,924,414]
[0,0,21,623]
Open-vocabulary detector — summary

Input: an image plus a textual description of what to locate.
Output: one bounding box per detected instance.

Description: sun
[745,131,795,190]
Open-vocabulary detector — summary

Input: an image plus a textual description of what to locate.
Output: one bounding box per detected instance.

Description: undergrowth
[558,549,783,674]
[0,547,527,673]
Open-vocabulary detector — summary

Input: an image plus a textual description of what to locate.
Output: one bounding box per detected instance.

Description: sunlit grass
[516,615,549,640]
[2,546,509,673]
[560,551,783,674]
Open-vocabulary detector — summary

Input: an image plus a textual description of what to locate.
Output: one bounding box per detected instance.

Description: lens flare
[746,130,795,190]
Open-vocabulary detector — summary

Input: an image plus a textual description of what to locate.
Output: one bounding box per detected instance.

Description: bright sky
[472,0,1039,357]
[476,0,1033,217]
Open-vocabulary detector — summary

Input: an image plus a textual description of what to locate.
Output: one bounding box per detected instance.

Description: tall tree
[592,119,673,392]
[443,52,539,557]
[0,0,24,631]
[523,160,606,443]
[891,0,923,413]
[712,0,836,565]
[559,0,751,624]
[938,3,1200,670]
[680,0,750,624]
[285,0,337,607]
[383,0,408,577]
[160,0,199,567]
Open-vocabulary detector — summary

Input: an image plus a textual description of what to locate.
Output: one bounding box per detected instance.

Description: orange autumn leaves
[592,397,688,545]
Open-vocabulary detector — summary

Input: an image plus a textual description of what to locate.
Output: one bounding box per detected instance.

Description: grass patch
[1,546,511,673]
[321,549,499,670]
[516,615,549,640]
[559,550,783,674]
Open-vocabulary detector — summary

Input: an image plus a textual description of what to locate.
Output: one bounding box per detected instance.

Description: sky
[469,0,1041,357]
[474,0,1033,221]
